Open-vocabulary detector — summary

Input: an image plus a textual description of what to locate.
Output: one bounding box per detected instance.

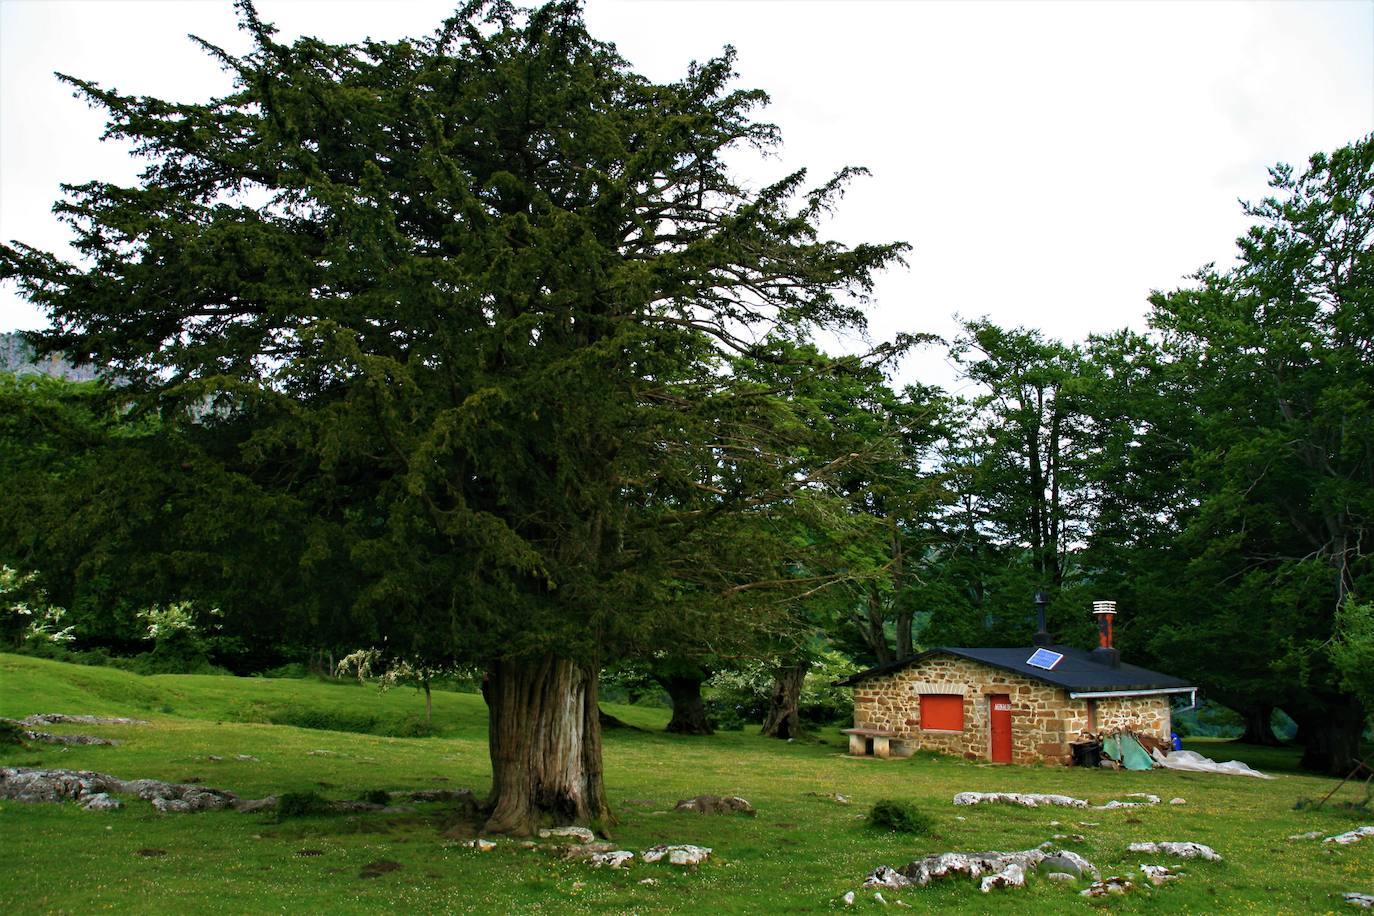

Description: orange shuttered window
[920,694,964,731]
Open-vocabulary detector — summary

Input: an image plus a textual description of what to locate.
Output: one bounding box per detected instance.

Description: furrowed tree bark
[1292,694,1368,776]
[483,655,612,836]
[659,673,714,735]
[760,661,809,739]
[1236,704,1282,746]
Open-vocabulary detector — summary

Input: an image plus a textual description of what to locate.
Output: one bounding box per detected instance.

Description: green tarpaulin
[1101,733,1154,771]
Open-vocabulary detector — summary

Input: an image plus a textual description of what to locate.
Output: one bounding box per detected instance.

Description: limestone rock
[233,796,278,814]
[642,844,711,866]
[872,891,888,905]
[1324,826,1374,845]
[589,850,634,868]
[864,866,911,890]
[1045,873,1076,882]
[540,826,596,843]
[152,797,193,813]
[1080,876,1133,897]
[1097,793,1161,809]
[0,766,123,802]
[81,793,122,811]
[1288,831,1324,841]
[1127,841,1221,861]
[0,722,118,747]
[1345,892,1374,908]
[1169,797,1187,805]
[979,863,1026,892]
[465,839,497,852]
[406,788,477,804]
[1139,864,1184,886]
[870,846,1098,889]
[1038,854,1087,878]
[2,766,240,813]
[560,842,615,861]
[20,714,148,726]
[953,792,1087,808]
[673,795,755,816]
[842,891,855,906]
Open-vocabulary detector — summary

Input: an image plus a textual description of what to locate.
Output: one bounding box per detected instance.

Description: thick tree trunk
[1292,695,1368,776]
[760,662,809,739]
[659,674,714,735]
[483,655,612,836]
[858,589,895,665]
[1236,704,1282,746]
[895,610,914,661]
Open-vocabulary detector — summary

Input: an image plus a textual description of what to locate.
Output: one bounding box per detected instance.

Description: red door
[989,694,1013,763]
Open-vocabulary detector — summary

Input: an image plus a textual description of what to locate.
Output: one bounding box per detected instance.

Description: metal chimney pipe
[1033,590,1051,646]
[1092,600,1117,648]
[1091,600,1120,667]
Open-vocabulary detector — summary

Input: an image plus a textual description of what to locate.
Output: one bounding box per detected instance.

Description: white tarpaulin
[1150,748,1274,779]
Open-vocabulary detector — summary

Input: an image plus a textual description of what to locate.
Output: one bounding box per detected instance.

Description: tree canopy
[0,0,910,831]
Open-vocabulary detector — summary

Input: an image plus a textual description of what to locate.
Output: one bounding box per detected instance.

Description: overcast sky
[2,0,1370,389]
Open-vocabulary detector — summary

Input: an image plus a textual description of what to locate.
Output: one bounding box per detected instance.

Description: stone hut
[836,604,1195,765]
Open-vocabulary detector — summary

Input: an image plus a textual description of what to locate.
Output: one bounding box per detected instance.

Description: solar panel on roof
[1026,648,1064,670]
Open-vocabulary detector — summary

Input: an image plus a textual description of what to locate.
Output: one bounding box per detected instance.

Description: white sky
[2,0,1371,390]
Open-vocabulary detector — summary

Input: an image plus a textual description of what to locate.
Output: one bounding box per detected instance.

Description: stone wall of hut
[849,655,1172,765]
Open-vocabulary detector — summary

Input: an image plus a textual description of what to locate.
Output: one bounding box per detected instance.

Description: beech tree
[1,1,906,832]
[1147,136,1373,774]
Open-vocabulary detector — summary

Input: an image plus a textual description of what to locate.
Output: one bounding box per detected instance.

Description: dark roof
[835,645,1194,694]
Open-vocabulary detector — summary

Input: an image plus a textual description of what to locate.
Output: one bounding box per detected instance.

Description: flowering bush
[1,566,74,646]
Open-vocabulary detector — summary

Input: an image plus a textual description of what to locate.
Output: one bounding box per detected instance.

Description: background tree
[1145,135,1373,774]
[0,1,907,832]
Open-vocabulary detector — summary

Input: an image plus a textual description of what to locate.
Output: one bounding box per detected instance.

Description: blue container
[1170,732,1182,751]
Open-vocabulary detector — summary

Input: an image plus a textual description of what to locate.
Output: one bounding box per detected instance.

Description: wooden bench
[843,727,902,758]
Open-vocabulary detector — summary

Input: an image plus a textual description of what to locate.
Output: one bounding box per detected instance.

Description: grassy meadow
[1,652,1370,914]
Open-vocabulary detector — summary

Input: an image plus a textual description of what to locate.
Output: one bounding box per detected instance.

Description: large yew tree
[1,1,905,832]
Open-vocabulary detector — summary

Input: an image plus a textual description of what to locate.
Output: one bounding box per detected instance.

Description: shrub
[382,715,435,738]
[262,662,310,679]
[267,708,379,734]
[868,799,934,835]
[705,699,746,731]
[276,791,330,821]
[0,719,27,747]
[705,649,856,726]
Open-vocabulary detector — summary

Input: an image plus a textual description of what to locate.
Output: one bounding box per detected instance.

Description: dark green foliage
[266,708,378,735]
[0,719,26,747]
[0,0,905,692]
[1142,135,1374,773]
[704,698,745,731]
[276,791,330,821]
[867,799,933,835]
[385,715,436,738]
[358,789,392,806]
[262,663,311,679]
[0,0,912,826]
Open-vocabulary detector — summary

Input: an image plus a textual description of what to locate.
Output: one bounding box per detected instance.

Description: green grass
[1,652,1370,913]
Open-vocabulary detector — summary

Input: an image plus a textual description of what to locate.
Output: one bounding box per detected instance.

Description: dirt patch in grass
[359,860,403,879]
[296,849,324,857]
[136,849,167,858]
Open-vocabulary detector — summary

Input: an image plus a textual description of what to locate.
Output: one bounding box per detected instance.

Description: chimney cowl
[1091,600,1119,666]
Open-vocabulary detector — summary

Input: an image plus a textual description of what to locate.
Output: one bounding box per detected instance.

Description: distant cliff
[1,332,100,382]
